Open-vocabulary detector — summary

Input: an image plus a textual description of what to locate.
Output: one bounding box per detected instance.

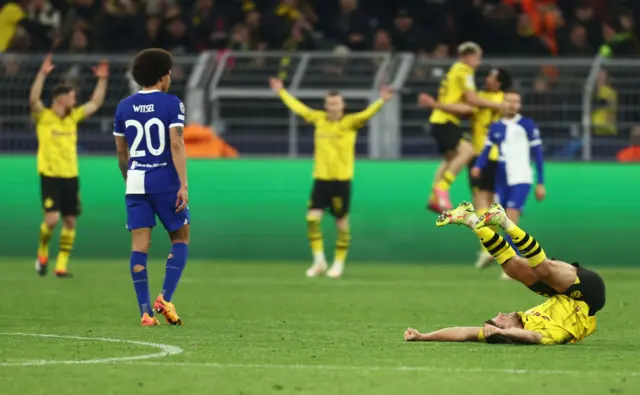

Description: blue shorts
[126,193,190,232]
[496,183,531,211]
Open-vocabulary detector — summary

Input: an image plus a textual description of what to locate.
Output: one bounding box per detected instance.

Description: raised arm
[347,85,393,129]
[418,93,474,116]
[83,61,109,117]
[30,54,55,116]
[404,327,482,342]
[269,77,322,122]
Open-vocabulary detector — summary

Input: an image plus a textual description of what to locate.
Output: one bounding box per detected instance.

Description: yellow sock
[504,223,547,267]
[473,227,516,265]
[436,171,456,191]
[334,228,351,265]
[306,216,324,261]
[55,227,76,272]
[38,222,53,259]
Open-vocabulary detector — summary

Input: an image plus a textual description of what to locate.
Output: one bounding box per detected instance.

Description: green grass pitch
[1,260,639,395]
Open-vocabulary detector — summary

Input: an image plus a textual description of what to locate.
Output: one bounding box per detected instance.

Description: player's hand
[483,323,503,338]
[471,167,481,179]
[417,93,436,108]
[379,85,394,101]
[175,185,189,213]
[269,77,284,93]
[92,60,109,79]
[535,184,546,202]
[404,328,421,341]
[40,54,55,75]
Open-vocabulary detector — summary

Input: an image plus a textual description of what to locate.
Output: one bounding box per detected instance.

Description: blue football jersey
[113,90,185,195]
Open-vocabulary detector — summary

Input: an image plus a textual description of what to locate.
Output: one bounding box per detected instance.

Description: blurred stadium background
[2,1,640,394]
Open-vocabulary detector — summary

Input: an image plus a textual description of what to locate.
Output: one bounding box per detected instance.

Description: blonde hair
[457,41,482,56]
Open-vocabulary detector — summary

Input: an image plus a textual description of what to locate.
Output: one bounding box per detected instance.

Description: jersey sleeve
[113,104,124,136]
[457,69,476,93]
[169,97,186,129]
[70,106,87,123]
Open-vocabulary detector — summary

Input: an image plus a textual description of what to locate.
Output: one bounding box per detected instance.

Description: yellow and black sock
[55,227,76,272]
[334,228,351,265]
[504,224,547,267]
[306,216,324,260]
[436,171,456,191]
[473,227,516,265]
[475,208,499,253]
[38,222,53,260]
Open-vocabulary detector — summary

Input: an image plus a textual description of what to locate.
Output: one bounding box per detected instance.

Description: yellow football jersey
[471,90,504,161]
[279,90,384,181]
[429,61,476,126]
[518,295,597,345]
[34,106,86,178]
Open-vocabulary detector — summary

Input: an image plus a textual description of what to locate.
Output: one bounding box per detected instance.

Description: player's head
[325,90,345,119]
[458,42,482,69]
[485,68,512,92]
[52,84,76,110]
[484,314,525,344]
[503,90,521,117]
[132,48,173,92]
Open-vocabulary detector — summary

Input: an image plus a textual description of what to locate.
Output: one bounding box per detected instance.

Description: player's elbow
[170,139,185,152]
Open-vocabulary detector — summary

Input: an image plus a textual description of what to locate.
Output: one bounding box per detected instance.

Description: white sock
[313,252,326,265]
[465,214,479,229]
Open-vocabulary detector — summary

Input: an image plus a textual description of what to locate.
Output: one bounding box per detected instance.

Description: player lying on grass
[404,202,606,345]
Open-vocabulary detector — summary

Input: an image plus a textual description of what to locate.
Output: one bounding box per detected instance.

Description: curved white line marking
[0,332,182,366]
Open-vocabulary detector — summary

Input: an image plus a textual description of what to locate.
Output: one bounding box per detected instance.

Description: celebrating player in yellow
[425,42,509,213]
[404,202,605,345]
[30,54,109,277]
[419,68,513,269]
[270,77,393,278]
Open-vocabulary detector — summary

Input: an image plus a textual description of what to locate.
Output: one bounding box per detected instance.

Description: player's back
[114,90,185,195]
[429,61,475,125]
[519,295,595,344]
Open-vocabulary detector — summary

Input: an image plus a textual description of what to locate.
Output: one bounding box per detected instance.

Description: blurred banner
[2,157,638,265]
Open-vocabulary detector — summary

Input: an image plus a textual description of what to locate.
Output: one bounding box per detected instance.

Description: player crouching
[405,202,605,345]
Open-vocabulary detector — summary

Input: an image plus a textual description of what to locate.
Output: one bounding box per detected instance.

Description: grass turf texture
[0,260,638,395]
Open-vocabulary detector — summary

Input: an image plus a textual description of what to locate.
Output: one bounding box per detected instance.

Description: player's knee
[169,225,190,245]
[62,216,76,230]
[335,216,349,231]
[44,212,60,228]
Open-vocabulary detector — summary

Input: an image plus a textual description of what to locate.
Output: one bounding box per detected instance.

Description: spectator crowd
[0,0,639,57]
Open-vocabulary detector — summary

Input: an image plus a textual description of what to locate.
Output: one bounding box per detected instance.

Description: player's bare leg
[36,211,59,276]
[477,203,578,291]
[472,189,495,269]
[306,209,327,277]
[427,161,447,213]
[433,141,475,211]
[54,215,76,278]
[327,215,350,278]
[154,225,189,326]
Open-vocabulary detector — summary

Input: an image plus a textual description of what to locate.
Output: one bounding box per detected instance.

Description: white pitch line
[127,361,640,377]
[0,333,182,367]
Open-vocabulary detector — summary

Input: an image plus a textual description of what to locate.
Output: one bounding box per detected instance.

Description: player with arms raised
[404,201,605,345]
[31,54,109,277]
[270,77,393,278]
[113,49,189,326]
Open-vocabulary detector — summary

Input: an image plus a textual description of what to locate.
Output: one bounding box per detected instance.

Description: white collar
[138,89,160,94]
[502,114,522,124]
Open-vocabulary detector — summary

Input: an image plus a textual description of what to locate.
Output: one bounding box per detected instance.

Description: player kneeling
[405,202,605,345]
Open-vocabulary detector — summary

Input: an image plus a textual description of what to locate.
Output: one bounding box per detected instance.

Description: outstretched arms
[30,54,55,117]
[269,77,323,123]
[82,61,109,117]
[404,327,482,342]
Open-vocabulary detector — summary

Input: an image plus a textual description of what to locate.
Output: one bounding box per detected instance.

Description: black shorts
[527,263,606,316]
[40,175,81,217]
[309,180,351,218]
[468,157,498,193]
[430,122,464,154]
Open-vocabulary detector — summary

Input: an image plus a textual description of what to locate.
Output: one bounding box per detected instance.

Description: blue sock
[503,233,522,256]
[162,243,188,302]
[130,251,152,317]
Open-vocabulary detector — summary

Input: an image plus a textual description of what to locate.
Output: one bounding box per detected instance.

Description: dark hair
[52,84,74,99]
[495,68,513,90]
[326,90,341,97]
[131,48,172,87]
